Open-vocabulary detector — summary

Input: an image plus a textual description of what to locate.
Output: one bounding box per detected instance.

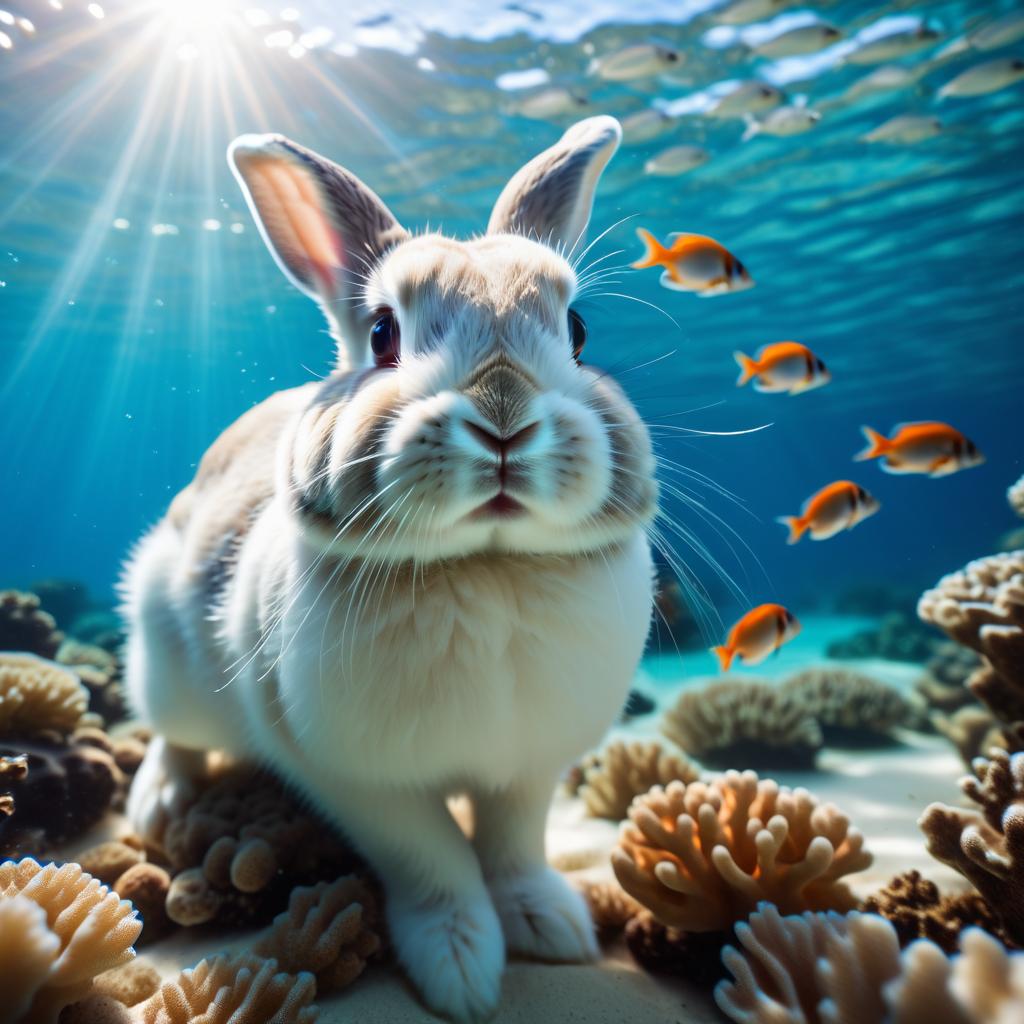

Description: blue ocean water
[1,0,1021,639]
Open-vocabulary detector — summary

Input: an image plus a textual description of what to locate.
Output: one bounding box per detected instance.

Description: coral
[0,858,141,1021]
[1010,474,1024,519]
[920,749,1024,945]
[0,732,122,852]
[932,706,1009,766]
[92,958,162,1007]
[715,902,1024,1024]
[0,654,89,737]
[782,667,922,746]
[57,640,127,725]
[863,870,1006,953]
[78,840,146,887]
[253,875,381,993]
[159,766,356,927]
[578,740,700,820]
[611,771,871,932]
[624,912,730,988]
[135,953,318,1024]
[113,864,172,944]
[579,879,644,935]
[826,611,940,662]
[661,681,822,770]
[0,590,64,659]
[1,752,28,816]
[918,551,1024,747]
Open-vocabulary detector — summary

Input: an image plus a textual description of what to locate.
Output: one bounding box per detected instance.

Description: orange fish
[712,603,801,671]
[632,227,754,297]
[776,480,880,544]
[855,422,984,477]
[734,341,830,395]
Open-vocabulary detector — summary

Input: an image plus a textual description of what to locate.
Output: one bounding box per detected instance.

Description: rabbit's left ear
[487,116,621,253]
[229,134,408,369]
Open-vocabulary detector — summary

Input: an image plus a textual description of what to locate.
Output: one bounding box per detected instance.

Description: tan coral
[578,879,644,934]
[578,740,700,820]
[136,953,318,1024]
[0,653,89,737]
[113,863,173,943]
[782,667,922,745]
[0,590,64,659]
[92,958,162,1007]
[715,902,1024,1024]
[0,858,141,1022]
[919,749,1024,945]
[253,875,381,992]
[78,840,146,887]
[661,681,822,770]
[611,771,871,932]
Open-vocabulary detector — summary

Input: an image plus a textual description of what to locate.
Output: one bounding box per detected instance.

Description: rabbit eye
[370,308,400,367]
[568,308,587,361]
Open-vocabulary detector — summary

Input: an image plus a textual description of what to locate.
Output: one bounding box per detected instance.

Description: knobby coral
[135,953,318,1024]
[918,550,1024,753]
[0,590,64,659]
[661,681,822,770]
[919,749,1024,945]
[782,667,921,746]
[1009,474,1024,520]
[253,875,381,993]
[611,771,871,932]
[0,653,89,737]
[578,739,700,820]
[0,858,141,1022]
[578,879,644,935]
[715,902,1024,1023]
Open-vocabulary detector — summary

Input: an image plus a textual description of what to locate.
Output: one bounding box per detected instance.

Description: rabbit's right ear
[228,134,408,369]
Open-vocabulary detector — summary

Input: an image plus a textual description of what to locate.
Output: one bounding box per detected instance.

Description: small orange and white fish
[855,422,984,477]
[712,603,801,671]
[733,341,830,395]
[776,480,880,545]
[632,228,754,297]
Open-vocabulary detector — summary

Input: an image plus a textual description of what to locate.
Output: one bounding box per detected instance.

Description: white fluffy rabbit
[124,116,657,1022]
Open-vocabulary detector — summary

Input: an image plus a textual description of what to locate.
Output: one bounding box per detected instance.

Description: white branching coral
[611,771,871,932]
[0,858,141,1022]
[715,903,1024,1023]
[578,740,700,820]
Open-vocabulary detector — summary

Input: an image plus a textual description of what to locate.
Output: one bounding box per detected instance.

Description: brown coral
[916,641,983,716]
[1,752,28,816]
[714,902,1024,1023]
[863,870,1006,953]
[135,953,318,1024]
[253,875,381,993]
[661,681,822,770]
[0,590,64,659]
[578,740,700,820]
[56,641,127,725]
[0,732,122,852]
[0,654,89,737]
[0,858,141,1021]
[579,879,644,935]
[918,550,1024,751]
[611,771,871,932]
[623,912,730,988]
[920,749,1024,945]
[113,863,173,943]
[782,667,922,746]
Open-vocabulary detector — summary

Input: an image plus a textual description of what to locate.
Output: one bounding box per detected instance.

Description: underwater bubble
[280,7,300,21]
[496,67,550,90]
[0,11,13,27]
[229,222,245,234]
[87,3,104,20]
[112,218,130,231]
[151,223,179,236]
[202,218,221,231]
[48,0,62,8]
[0,30,11,50]
[299,26,333,49]
[244,8,271,27]
[264,29,293,48]
[16,17,33,34]
[416,56,436,71]
[288,43,306,58]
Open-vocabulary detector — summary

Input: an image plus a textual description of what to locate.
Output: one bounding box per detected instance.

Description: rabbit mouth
[467,492,528,520]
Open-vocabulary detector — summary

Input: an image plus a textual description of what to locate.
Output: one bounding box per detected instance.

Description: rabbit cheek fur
[124,117,656,1023]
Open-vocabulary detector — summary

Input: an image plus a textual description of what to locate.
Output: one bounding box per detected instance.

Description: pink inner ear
[243,156,343,296]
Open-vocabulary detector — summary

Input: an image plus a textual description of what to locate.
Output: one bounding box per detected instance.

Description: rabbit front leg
[473,775,598,963]
[302,777,506,1023]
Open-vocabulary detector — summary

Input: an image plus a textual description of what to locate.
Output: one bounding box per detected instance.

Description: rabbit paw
[489,866,598,963]
[390,892,505,1023]
[126,737,202,850]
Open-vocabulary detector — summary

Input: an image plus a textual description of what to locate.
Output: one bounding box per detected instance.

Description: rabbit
[123,115,657,1022]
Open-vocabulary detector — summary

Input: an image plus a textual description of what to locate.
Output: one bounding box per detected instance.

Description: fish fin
[712,645,734,672]
[659,269,688,291]
[666,232,692,244]
[879,458,915,475]
[929,456,958,477]
[697,276,730,297]
[854,425,889,461]
[775,515,807,545]
[632,227,668,270]
[741,114,760,142]
[733,351,759,387]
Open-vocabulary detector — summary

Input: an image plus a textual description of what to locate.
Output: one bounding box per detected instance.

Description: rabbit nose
[463,419,539,456]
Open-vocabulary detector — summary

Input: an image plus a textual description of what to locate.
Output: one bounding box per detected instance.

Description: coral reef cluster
[0,590,64,659]
[715,902,1024,1023]
[826,610,939,662]
[661,681,823,770]
[612,771,871,932]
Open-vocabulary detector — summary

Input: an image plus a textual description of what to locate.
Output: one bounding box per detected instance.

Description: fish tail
[741,114,760,142]
[712,644,735,672]
[775,515,807,545]
[855,425,889,461]
[733,350,759,386]
[631,227,668,270]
